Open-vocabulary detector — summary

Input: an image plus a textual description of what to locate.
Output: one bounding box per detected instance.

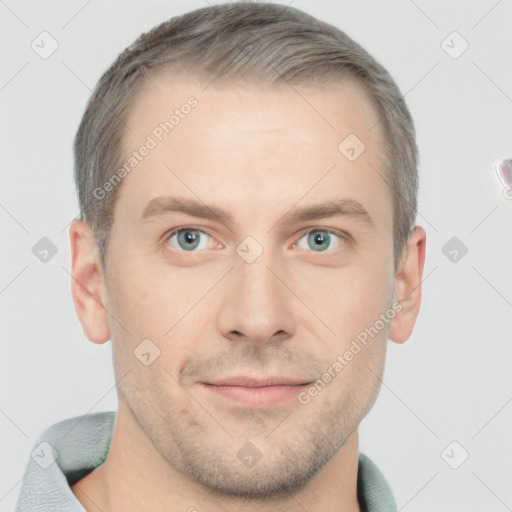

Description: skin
[69,76,426,512]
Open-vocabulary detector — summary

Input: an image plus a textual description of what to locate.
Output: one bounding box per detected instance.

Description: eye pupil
[308,231,330,251]
[178,230,201,250]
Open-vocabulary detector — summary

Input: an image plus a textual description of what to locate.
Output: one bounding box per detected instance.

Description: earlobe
[69,219,111,344]
[389,226,427,344]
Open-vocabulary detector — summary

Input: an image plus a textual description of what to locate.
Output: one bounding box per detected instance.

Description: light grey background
[1,1,511,510]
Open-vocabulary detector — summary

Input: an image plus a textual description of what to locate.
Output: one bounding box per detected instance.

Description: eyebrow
[141,196,233,224]
[279,198,374,227]
[140,196,374,227]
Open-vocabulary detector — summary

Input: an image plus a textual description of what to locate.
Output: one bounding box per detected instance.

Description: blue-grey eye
[296,230,343,252]
[168,229,211,251]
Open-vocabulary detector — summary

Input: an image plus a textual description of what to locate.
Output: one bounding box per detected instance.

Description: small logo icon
[32,237,58,263]
[237,442,262,468]
[441,441,469,469]
[31,441,58,469]
[338,134,366,162]
[31,31,59,59]
[236,236,263,264]
[134,338,161,366]
[442,237,468,263]
[441,31,469,59]
[495,157,512,200]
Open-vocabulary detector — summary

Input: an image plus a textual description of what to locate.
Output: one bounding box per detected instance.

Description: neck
[71,403,361,512]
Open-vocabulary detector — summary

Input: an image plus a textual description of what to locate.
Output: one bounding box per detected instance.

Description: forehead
[114,75,389,228]
[123,74,383,150]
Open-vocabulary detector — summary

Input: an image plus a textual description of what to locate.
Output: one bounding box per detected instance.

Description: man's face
[102,76,395,497]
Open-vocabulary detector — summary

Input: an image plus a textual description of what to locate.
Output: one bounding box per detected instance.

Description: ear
[389,226,427,344]
[69,219,111,344]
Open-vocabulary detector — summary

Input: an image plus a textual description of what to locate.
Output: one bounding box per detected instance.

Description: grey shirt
[16,411,397,511]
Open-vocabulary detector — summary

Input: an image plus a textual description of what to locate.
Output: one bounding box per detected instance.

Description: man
[17,2,426,511]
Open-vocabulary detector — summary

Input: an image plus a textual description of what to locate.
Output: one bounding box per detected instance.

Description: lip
[205,376,311,387]
[200,376,312,407]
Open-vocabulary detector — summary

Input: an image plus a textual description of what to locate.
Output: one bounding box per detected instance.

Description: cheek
[105,259,184,335]
[304,260,393,347]
[105,260,217,371]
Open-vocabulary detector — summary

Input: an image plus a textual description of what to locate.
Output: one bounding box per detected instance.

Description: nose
[216,247,296,346]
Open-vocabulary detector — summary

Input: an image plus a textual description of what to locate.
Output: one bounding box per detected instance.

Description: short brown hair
[74,1,418,269]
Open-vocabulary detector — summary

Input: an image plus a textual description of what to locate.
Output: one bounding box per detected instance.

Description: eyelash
[163,226,351,253]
